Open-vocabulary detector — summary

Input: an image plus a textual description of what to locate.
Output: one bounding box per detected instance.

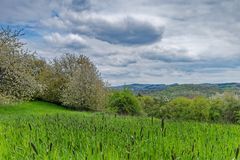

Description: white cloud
[44,33,87,49]
[1,0,240,85]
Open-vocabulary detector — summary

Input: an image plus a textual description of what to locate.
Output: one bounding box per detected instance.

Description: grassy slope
[0,101,91,118]
[0,101,240,159]
[0,101,69,115]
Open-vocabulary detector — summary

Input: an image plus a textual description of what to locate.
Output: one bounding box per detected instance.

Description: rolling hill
[113,83,240,98]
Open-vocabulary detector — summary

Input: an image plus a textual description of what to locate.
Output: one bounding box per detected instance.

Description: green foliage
[148,93,240,123]
[151,84,221,99]
[138,96,157,116]
[1,102,240,159]
[160,97,192,120]
[222,94,240,123]
[190,97,210,121]
[138,95,168,117]
[108,89,142,115]
[209,98,225,121]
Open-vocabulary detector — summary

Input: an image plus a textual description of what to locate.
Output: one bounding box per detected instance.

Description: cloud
[44,33,87,49]
[42,12,165,45]
[71,0,91,11]
[0,0,59,22]
[1,0,240,85]
[82,16,164,45]
[140,46,195,63]
[92,17,163,45]
[97,53,138,67]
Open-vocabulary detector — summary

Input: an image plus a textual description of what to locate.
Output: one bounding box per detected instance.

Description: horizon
[1,0,240,85]
[112,82,240,87]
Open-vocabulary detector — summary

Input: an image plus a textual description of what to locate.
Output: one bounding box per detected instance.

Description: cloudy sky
[1,0,240,85]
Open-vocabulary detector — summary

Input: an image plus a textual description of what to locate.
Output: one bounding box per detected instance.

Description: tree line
[0,28,107,111]
[138,92,240,123]
[1,28,240,124]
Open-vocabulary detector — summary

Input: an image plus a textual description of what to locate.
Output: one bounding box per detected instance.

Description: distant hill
[215,83,240,90]
[112,83,240,98]
[112,83,169,92]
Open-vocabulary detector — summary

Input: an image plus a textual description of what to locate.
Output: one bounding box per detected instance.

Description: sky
[0,0,240,85]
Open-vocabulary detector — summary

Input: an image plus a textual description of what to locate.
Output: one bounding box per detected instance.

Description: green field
[0,101,240,159]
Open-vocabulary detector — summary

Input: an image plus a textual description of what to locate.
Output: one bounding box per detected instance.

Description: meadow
[0,101,240,159]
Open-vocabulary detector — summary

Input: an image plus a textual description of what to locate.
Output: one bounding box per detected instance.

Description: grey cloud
[71,0,91,11]
[93,52,138,67]
[141,51,193,63]
[103,72,130,79]
[105,57,137,67]
[180,59,240,73]
[0,0,91,23]
[102,71,140,80]
[67,15,164,45]
[0,0,59,22]
[140,46,196,63]
[41,12,165,45]
[106,59,137,67]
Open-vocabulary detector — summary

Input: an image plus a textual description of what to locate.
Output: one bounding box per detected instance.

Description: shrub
[190,97,210,121]
[209,98,225,121]
[138,96,168,117]
[223,94,240,123]
[108,89,142,115]
[160,97,192,119]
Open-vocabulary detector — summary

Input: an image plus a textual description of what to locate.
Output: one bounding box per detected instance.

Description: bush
[138,96,157,116]
[108,89,142,115]
[138,96,168,117]
[222,94,240,123]
[190,97,210,121]
[160,97,210,121]
[160,97,192,119]
[209,98,225,121]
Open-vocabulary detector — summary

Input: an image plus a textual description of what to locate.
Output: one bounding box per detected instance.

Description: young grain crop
[0,102,240,159]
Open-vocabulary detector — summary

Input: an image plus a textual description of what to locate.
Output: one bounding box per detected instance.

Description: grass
[0,101,240,159]
[0,101,67,115]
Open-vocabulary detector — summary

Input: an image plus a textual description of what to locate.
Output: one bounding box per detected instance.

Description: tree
[108,89,142,115]
[0,93,14,105]
[61,54,108,111]
[32,58,65,103]
[0,27,43,101]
